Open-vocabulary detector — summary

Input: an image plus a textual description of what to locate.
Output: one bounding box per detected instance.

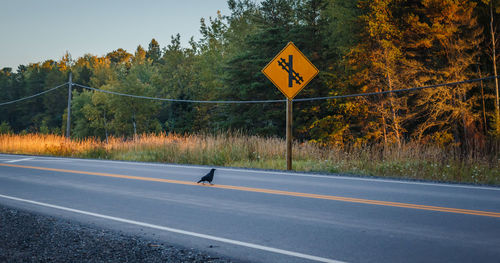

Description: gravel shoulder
[0,204,234,262]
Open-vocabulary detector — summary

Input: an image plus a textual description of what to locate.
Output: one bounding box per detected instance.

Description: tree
[85,89,114,141]
[134,45,147,63]
[106,48,132,66]
[146,38,162,64]
[71,90,94,139]
[214,0,303,136]
[0,121,13,134]
[0,68,13,129]
[23,62,54,132]
[81,56,118,140]
[478,0,500,136]
[346,0,417,147]
[72,54,95,86]
[412,0,483,147]
[290,0,335,142]
[42,58,69,132]
[305,0,364,146]
[489,0,500,134]
[108,60,161,137]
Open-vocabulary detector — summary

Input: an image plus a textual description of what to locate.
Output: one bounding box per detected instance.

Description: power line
[0,82,68,106]
[0,76,497,106]
[294,76,498,102]
[75,76,497,104]
[72,83,286,104]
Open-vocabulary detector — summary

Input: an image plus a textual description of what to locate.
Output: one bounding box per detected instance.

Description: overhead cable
[0,82,68,106]
[293,76,497,102]
[75,76,496,104]
[0,76,496,106]
[72,83,286,103]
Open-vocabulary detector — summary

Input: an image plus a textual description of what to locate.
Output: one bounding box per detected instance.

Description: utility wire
[294,76,498,102]
[0,82,68,106]
[75,76,497,104]
[0,76,497,106]
[72,83,286,104]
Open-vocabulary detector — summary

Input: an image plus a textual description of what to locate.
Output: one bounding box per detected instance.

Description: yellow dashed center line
[2,163,499,218]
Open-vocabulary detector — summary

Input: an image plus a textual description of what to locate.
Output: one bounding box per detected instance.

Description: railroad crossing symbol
[262,42,319,100]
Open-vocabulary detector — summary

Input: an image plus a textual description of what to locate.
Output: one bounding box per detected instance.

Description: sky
[0,0,231,70]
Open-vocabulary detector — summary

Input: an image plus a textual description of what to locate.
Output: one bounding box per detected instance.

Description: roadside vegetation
[1,1,500,186]
[1,133,498,185]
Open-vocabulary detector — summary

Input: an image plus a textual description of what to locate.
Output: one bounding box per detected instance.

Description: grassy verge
[0,133,498,185]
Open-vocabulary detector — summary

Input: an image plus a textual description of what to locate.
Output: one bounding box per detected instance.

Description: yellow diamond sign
[262,42,319,100]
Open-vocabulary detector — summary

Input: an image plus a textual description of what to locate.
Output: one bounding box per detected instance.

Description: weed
[0,133,498,185]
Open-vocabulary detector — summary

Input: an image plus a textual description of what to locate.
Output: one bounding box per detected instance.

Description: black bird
[197,168,216,185]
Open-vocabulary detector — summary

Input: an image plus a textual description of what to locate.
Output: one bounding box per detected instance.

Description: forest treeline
[1,0,500,149]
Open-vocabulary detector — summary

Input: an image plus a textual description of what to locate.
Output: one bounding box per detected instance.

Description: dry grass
[0,133,101,156]
[0,133,498,185]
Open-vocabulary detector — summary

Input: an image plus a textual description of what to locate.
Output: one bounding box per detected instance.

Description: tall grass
[0,133,498,185]
[0,133,101,156]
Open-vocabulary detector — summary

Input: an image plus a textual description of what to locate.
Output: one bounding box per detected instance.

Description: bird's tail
[197,179,202,183]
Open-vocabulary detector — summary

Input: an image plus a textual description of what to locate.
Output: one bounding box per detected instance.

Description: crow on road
[197,168,216,185]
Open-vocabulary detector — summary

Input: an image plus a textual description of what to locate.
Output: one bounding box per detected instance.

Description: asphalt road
[0,153,499,263]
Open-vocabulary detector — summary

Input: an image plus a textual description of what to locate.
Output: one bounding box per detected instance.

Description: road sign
[262,42,319,100]
[261,42,319,170]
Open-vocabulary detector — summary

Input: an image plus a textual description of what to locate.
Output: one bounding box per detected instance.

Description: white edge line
[0,193,344,263]
[5,157,34,163]
[1,154,499,191]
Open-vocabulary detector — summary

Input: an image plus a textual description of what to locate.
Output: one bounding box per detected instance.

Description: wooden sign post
[262,42,319,170]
